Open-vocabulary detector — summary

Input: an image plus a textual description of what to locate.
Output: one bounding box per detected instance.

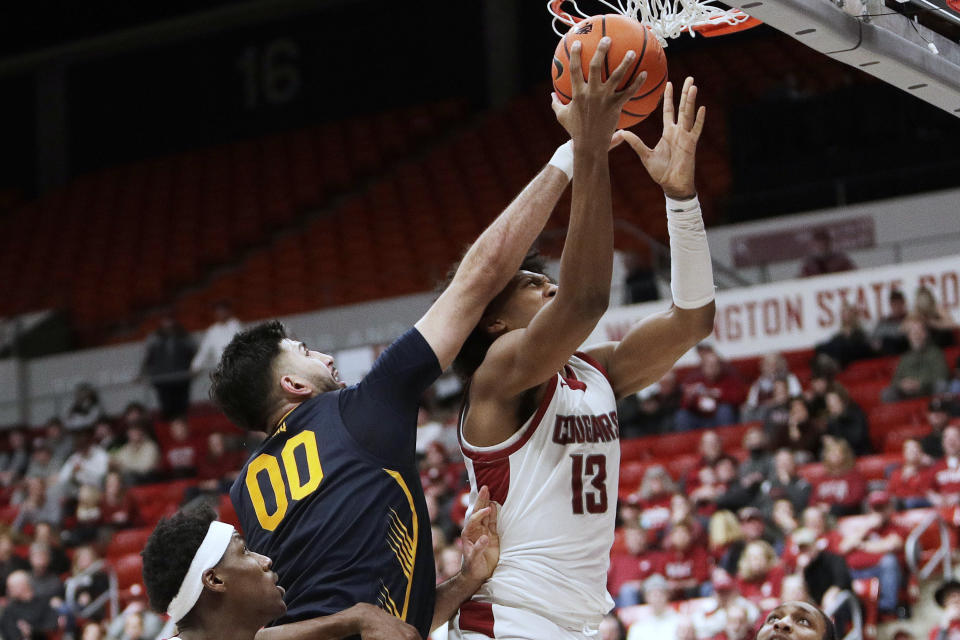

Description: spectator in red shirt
[792,527,852,615]
[812,438,866,517]
[661,523,712,599]
[743,353,803,423]
[932,579,960,640]
[691,464,726,519]
[888,439,933,509]
[676,347,748,431]
[687,430,725,490]
[929,426,960,508]
[164,417,199,479]
[799,229,855,278]
[735,540,783,611]
[782,506,841,571]
[837,491,905,616]
[99,470,139,531]
[182,432,245,507]
[608,524,661,608]
[631,465,677,533]
[771,498,800,544]
[668,493,707,546]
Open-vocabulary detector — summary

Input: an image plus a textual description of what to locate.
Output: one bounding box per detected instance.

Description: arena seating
[0,101,468,344]
[0,30,871,348]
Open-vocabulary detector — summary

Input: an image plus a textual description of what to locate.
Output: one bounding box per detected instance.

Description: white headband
[166,521,235,623]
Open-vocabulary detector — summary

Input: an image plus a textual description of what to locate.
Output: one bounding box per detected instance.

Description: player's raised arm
[584,77,716,399]
[416,110,618,372]
[470,38,646,400]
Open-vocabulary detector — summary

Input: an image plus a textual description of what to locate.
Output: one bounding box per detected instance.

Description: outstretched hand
[460,485,500,585]
[621,76,706,200]
[551,37,647,151]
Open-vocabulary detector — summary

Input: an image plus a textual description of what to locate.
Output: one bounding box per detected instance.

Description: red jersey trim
[473,457,511,505]
[459,375,559,463]
[574,350,614,386]
[458,600,495,637]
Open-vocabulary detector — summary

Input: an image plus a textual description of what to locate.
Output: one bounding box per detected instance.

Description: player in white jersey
[446,38,718,640]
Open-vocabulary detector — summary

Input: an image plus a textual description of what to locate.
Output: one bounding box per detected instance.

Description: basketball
[551,14,668,128]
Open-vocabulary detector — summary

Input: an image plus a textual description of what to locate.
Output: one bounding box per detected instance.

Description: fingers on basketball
[569,40,585,90]
[551,15,669,127]
[587,37,611,88]
[620,70,647,104]
[606,47,636,93]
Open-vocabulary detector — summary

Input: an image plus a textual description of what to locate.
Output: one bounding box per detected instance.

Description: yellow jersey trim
[382,468,418,620]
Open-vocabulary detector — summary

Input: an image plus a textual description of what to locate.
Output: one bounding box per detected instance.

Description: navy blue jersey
[231,328,441,638]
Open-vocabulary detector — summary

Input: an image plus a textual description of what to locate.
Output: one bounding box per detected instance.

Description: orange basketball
[551,14,668,128]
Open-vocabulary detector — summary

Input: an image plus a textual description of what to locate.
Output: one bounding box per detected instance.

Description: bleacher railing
[905,510,953,581]
[64,559,119,622]
[825,589,864,640]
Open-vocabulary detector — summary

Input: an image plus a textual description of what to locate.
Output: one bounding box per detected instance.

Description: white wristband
[547,140,574,180]
[666,194,716,309]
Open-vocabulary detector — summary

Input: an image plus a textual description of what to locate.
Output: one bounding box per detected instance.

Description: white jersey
[458,352,620,631]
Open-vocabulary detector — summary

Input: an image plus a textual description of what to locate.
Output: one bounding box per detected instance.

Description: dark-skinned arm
[585,77,715,398]
[470,38,648,407]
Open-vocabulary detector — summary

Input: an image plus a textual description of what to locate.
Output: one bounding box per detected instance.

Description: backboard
[725,0,960,117]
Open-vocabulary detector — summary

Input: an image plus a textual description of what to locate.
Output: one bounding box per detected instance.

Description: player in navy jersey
[208,65,632,637]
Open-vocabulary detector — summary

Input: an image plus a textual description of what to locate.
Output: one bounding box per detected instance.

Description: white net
[548,0,751,44]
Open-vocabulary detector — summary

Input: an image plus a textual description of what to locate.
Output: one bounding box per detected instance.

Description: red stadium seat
[854,454,900,481]
[870,424,930,453]
[611,527,628,555]
[112,553,143,591]
[107,527,154,560]
[797,462,827,484]
[836,357,898,385]
[665,454,700,481]
[218,494,241,532]
[782,349,815,372]
[619,461,649,494]
[868,398,930,431]
[620,439,651,464]
[128,479,196,525]
[847,381,888,414]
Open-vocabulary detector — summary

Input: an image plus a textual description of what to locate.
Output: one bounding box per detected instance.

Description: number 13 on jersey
[245,430,324,530]
[570,453,607,514]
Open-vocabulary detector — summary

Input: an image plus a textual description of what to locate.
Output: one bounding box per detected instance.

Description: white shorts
[449,601,600,640]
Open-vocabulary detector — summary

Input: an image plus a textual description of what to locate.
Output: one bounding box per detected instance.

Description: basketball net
[547,0,758,44]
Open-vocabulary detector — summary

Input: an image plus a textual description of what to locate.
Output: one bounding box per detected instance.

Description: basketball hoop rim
[547,0,760,41]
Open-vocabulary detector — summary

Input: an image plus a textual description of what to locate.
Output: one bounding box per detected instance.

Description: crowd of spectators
[0,289,957,639]
[0,395,252,639]
[619,286,958,439]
